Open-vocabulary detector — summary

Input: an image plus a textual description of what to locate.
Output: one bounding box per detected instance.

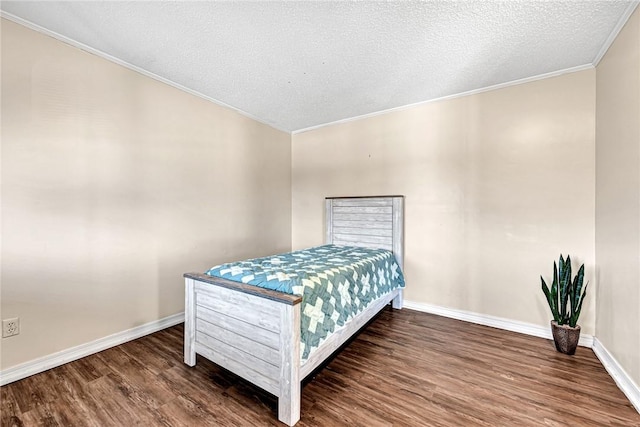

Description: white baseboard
[592,338,640,413]
[0,312,184,386]
[403,300,594,347]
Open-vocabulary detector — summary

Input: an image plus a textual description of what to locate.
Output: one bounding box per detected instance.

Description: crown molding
[292,64,594,134]
[4,3,634,137]
[593,1,639,66]
[0,11,289,134]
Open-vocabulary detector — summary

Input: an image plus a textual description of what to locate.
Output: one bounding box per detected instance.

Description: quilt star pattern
[205,244,405,361]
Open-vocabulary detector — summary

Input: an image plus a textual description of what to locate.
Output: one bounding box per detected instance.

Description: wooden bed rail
[183,272,302,305]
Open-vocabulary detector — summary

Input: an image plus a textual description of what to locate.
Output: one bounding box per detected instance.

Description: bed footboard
[184,273,302,426]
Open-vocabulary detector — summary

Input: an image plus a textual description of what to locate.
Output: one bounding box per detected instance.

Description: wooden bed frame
[183,195,404,425]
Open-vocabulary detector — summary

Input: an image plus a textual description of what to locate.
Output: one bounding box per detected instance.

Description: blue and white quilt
[205,244,405,361]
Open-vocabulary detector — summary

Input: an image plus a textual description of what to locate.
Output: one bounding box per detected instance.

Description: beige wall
[596,8,640,386]
[293,70,596,335]
[0,19,291,369]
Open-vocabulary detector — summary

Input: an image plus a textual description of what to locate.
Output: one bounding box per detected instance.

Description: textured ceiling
[1,1,637,132]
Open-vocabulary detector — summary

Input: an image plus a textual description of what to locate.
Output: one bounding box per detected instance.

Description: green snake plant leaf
[551,261,559,322]
[541,276,559,322]
[559,255,572,324]
[557,255,564,310]
[569,264,587,327]
[568,264,578,323]
[572,264,585,308]
[570,284,588,327]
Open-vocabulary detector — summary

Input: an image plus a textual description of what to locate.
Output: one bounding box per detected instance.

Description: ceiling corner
[592,1,639,66]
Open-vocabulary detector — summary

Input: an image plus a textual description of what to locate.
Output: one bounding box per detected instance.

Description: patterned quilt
[205,244,405,362]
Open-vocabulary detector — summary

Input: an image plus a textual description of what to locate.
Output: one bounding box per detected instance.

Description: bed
[183,195,405,425]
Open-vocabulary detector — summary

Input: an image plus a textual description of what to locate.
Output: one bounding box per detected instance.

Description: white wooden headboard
[325,196,404,270]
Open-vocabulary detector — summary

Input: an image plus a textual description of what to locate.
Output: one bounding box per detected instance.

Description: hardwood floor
[2,308,639,426]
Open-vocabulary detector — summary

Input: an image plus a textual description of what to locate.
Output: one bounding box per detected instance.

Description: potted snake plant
[540,255,588,355]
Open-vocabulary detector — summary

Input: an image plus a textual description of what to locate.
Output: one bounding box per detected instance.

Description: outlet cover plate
[2,318,20,338]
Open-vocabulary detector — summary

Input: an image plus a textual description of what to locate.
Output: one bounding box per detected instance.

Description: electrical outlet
[2,318,20,338]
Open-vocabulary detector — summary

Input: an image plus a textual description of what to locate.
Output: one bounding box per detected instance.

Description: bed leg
[278,303,301,426]
[392,288,403,310]
[184,278,196,367]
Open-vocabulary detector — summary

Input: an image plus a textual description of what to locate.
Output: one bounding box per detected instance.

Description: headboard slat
[332,199,393,207]
[333,227,393,237]
[332,213,390,222]
[332,220,391,229]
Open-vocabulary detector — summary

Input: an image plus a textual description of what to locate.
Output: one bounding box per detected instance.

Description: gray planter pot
[551,321,581,355]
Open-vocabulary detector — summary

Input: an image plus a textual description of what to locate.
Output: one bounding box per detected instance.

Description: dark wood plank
[184,273,302,305]
[325,195,404,200]
[1,309,639,426]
